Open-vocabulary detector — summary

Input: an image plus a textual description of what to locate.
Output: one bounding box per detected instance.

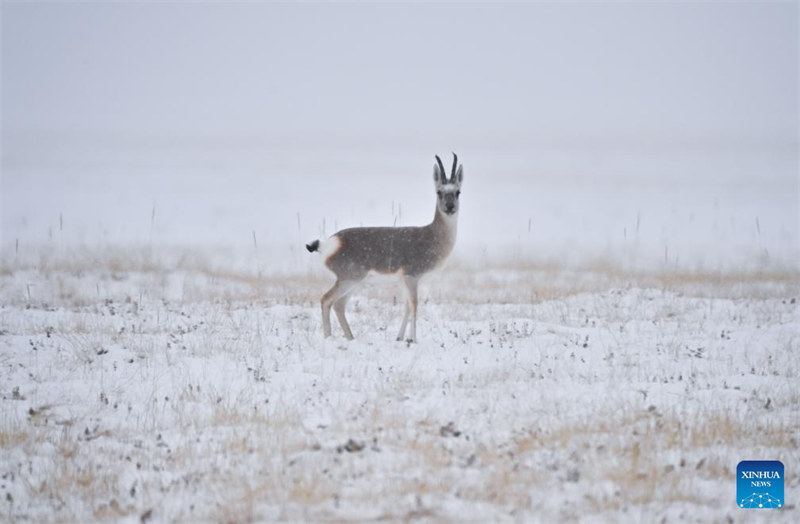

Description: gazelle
[306,153,463,342]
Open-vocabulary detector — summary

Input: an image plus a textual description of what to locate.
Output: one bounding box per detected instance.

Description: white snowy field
[1,247,798,522]
[3,2,798,521]
[1,138,799,522]
[1,134,798,522]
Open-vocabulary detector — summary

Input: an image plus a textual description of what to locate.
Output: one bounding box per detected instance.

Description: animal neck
[431,205,458,249]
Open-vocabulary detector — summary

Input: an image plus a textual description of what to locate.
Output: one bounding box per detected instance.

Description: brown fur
[325,210,456,280]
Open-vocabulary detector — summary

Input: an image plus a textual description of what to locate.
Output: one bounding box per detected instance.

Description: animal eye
[456,191,461,197]
[437,191,442,198]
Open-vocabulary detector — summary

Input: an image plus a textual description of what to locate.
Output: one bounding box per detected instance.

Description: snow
[1,250,798,521]
[2,3,798,520]
[1,136,797,521]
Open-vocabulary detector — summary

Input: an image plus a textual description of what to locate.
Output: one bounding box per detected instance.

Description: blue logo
[737,460,784,509]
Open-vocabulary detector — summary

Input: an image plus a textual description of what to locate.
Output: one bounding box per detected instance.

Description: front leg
[402,276,419,342]
[396,300,410,341]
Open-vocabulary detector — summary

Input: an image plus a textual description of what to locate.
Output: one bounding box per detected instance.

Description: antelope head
[433,153,464,217]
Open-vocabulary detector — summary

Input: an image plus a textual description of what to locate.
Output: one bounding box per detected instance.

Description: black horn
[435,155,446,181]
[451,152,458,182]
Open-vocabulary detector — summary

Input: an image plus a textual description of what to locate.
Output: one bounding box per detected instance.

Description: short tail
[305,239,320,253]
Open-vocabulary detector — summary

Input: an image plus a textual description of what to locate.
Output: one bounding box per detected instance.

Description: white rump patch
[319,235,342,260]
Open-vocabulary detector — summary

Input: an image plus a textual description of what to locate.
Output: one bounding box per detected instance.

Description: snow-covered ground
[1,136,799,522]
[3,3,798,521]
[1,246,798,521]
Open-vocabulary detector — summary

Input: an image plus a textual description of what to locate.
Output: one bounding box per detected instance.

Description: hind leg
[333,294,355,340]
[321,279,358,339]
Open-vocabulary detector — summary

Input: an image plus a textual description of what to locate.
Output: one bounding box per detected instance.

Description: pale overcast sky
[3,2,797,150]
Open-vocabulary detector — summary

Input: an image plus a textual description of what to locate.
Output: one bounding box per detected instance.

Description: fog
[4,2,797,144]
[2,2,798,270]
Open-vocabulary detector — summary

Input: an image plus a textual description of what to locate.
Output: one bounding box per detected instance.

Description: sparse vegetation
[1,248,798,521]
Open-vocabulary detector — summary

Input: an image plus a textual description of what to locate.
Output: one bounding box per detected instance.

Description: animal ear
[433,164,441,183]
[455,165,464,184]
